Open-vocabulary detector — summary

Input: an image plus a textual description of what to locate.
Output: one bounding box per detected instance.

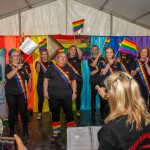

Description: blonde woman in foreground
[96,71,150,150]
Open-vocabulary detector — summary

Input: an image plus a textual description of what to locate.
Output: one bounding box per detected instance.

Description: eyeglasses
[12,55,20,57]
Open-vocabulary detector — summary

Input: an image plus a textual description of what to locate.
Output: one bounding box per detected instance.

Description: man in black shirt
[88,45,102,117]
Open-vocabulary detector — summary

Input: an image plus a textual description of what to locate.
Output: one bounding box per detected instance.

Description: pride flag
[118,38,138,56]
[118,41,122,47]
[39,38,47,52]
[104,37,110,47]
[72,19,85,32]
[21,33,24,44]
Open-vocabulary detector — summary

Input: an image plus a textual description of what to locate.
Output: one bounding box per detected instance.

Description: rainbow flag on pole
[104,37,110,47]
[21,33,24,43]
[118,41,122,47]
[39,38,47,52]
[118,38,138,56]
[72,19,85,32]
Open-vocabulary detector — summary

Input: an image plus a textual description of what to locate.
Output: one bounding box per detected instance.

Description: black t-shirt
[98,115,150,150]
[68,56,82,82]
[118,57,134,73]
[36,61,50,83]
[44,64,76,99]
[88,57,102,83]
[130,59,150,88]
[23,61,31,81]
[99,60,121,86]
[5,64,27,95]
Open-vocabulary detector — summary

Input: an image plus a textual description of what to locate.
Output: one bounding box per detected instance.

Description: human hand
[136,67,140,72]
[108,59,115,65]
[44,91,49,99]
[72,93,77,100]
[98,51,102,57]
[117,58,120,62]
[95,86,108,100]
[90,70,98,76]
[17,64,23,70]
[26,91,30,99]
[14,134,26,150]
[37,60,41,64]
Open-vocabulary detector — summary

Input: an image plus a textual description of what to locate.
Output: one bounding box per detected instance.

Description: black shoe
[23,127,29,138]
[91,111,95,117]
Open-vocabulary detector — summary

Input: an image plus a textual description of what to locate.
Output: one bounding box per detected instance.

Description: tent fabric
[0,0,150,36]
[0,35,150,112]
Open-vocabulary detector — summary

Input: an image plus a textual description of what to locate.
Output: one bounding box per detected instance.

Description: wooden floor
[3,110,105,150]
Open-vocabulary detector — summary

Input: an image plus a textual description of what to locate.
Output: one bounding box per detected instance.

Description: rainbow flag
[72,19,85,32]
[104,37,110,47]
[21,33,24,44]
[118,38,138,56]
[118,41,122,47]
[39,38,47,52]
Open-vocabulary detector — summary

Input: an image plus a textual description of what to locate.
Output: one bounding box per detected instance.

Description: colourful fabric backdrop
[0,35,150,112]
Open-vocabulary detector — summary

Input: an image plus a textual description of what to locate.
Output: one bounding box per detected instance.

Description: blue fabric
[80,36,148,110]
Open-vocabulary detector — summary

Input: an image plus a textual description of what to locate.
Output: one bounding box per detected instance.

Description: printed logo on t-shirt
[73,60,76,62]
[66,71,70,75]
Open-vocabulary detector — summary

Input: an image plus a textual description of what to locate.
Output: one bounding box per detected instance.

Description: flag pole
[23,54,32,65]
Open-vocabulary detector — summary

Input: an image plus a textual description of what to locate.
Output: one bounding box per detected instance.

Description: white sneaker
[37,113,42,120]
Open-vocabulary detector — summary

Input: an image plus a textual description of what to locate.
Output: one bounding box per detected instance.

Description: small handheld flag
[118,38,138,56]
[72,19,85,33]
[103,37,110,49]
[39,38,47,52]
[19,38,39,55]
[118,41,122,47]
[21,33,24,44]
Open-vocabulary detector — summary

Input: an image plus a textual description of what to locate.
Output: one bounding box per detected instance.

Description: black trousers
[49,97,74,123]
[37,81,50,113]
[76,81,83,111]
[140,86,150,112]
[91,82,109,114]
[91,82,99,112]
[6,93,28,133]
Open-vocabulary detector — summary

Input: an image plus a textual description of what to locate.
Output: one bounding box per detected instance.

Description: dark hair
[92,45,98,49]
[138,46,150,58]
[104,46,117,66]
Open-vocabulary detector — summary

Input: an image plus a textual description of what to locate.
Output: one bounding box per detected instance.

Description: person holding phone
[5,49,29,137]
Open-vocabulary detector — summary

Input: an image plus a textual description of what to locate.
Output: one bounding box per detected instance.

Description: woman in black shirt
[44,52,77,138]
[96,72,150,150]
[131,46,150,111]
[5,49,29,137]
[99,47,120,116]
[68,45,83,117]
[36,49,50,120]
[117,51,134,74]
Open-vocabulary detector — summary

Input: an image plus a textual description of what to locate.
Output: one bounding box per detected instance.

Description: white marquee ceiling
[76,0,150,30]
[0,0,149,30]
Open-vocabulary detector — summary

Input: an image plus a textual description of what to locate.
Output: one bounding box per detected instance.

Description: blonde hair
[56,52,67,64]
[40,50,49,61]
[104,71,150,131]
[9,50,21,64]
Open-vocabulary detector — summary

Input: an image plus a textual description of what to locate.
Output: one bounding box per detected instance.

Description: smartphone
[0,137,17,150]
